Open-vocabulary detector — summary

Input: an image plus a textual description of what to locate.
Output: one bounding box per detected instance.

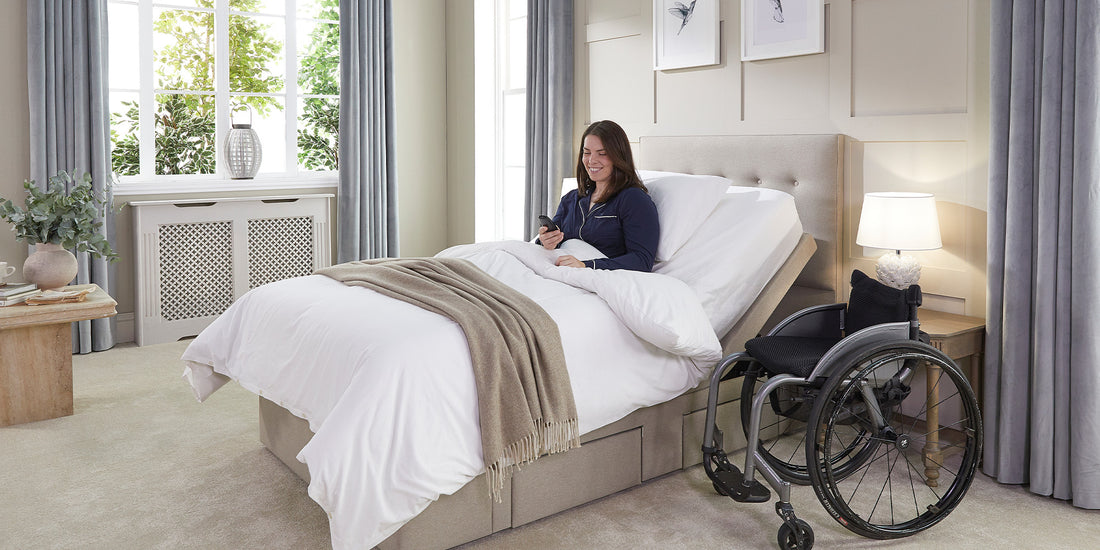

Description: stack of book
[0,282,40,306]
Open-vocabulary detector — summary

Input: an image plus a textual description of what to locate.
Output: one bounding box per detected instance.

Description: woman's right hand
[538,226,563,250]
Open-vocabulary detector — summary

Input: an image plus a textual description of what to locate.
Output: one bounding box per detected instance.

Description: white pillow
[559,172,731,262]
[640,172,731,261]
[655,187,803,335]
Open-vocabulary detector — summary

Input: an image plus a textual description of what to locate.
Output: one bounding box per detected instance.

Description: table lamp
[855,192,942,289]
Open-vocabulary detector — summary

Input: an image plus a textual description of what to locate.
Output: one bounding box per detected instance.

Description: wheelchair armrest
[766,303,847,339]
[805,321,912,381]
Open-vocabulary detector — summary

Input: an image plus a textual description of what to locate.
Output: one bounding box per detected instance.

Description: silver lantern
[224,108,263,179]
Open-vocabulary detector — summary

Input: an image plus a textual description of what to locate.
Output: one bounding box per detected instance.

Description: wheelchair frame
[701,301,982,549]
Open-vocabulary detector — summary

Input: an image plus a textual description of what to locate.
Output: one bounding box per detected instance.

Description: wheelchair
[702,270,982,549]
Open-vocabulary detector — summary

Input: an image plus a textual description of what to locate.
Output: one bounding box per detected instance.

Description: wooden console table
[0,284,117,426]
[918,309,986,487]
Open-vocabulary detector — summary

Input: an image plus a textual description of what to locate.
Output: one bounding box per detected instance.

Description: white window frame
[474,0,527,242]
[109,0,339,196]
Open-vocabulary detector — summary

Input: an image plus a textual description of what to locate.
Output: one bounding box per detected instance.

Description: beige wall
[0,2,30,273]
[394,0,450,257]
[0,1,450,338]
[446,0,476,246]
[575,0,991,317]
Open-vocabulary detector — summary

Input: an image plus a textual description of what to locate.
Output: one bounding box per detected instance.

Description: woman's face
[582,134,613,185]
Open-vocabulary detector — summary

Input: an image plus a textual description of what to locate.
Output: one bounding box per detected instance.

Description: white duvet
[182,240,722,549]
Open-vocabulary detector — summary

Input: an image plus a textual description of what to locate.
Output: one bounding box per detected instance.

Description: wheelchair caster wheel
[777,519,813,549]
[712,480,728,496]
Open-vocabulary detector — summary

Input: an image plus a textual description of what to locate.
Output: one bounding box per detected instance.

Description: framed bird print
[653,0,720,71]
[741,0,825,61]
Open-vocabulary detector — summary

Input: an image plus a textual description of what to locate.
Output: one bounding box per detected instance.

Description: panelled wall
[575,0,991,317]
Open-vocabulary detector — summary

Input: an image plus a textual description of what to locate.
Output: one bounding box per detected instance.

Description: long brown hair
[575,120,647,202]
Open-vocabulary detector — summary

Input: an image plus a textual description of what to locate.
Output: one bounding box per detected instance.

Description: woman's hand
[555,255,586,268]
[538,226,564,250]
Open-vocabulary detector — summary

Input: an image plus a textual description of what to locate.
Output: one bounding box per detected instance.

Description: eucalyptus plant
[0,170,119,262]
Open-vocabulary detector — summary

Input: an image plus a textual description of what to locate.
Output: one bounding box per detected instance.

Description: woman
[538,120,659,272]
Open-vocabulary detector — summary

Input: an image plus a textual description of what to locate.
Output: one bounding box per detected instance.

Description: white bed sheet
[180,187,803,549]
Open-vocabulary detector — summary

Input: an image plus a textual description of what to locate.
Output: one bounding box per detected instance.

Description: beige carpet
[1,341,1097,549]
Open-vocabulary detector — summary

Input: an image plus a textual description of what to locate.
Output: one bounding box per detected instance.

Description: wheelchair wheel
[777,518,814,550]
[741,367,878,486]
[805,341,982,539]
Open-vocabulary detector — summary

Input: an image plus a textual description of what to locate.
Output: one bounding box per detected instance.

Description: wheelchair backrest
[845,270,921,336]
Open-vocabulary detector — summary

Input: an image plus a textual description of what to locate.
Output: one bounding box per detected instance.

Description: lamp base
[875,252,921,290]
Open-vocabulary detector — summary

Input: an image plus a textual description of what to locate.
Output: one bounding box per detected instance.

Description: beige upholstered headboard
[637,134,845,319]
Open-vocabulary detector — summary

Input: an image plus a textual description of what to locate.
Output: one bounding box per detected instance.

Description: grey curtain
[523,0,574,241]
[338,0,398,262]
[985,0,1100,509]
[27,0,116,353]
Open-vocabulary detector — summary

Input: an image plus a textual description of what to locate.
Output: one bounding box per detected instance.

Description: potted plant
[0,170,118,289]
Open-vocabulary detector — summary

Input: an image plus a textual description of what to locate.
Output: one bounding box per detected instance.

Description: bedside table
[917,308,986,487]
[0,284,117,426]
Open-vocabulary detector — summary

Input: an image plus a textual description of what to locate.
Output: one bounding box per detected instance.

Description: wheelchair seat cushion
[744,336,841,378]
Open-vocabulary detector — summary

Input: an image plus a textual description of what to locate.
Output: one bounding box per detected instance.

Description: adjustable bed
[184,134,846,549]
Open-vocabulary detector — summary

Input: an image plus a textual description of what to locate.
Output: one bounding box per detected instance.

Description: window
[108,0,340,189]
[474,0,526,242]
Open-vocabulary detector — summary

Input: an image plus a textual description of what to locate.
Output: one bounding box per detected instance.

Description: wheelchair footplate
[713,462,771,503]
[705,447,771,503]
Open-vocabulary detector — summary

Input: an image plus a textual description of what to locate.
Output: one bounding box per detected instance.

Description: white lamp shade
[856,192,943,251]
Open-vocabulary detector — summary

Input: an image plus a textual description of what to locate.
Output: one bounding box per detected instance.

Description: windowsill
[112,174,339,197]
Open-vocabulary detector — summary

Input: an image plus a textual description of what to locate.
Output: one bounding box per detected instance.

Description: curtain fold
[523,0,573,241]
[338,0,398,262]
[27,0,116,353]
[985,0,1100,509]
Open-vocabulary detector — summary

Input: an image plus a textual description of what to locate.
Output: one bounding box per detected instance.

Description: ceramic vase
[23,242,78,290]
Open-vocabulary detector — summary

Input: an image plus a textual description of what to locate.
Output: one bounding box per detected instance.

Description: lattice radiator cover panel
[132,194,332,346]
[248,216,315,289]
[159,221,235,321]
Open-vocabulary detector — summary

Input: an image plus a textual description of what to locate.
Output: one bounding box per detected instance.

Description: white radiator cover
[131,194,333,346]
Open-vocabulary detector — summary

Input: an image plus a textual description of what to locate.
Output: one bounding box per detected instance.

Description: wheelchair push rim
[806,341,983,540]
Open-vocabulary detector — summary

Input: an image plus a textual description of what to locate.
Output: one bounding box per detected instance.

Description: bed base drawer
[511,428,642,527]
[378,476,508,550]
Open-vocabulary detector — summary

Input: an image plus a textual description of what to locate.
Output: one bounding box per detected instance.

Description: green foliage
[152,7,216,90]
[228,14,284,116]
[296,0,340,171]
[111,100,140,176]
[153,0,282,115]
[156,93,218,175]
[0,171,118,261]
[110,93,218,176]
[298,97,339,171]
[297,2,339,96]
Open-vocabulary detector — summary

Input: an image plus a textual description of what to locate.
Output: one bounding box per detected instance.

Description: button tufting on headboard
[636,134,845,302]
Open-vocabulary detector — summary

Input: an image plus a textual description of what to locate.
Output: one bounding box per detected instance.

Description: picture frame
[741,0,825,61]
[653,0,720,71]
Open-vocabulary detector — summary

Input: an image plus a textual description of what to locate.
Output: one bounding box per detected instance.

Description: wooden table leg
[0,323,74,426]
[923,363,941,487]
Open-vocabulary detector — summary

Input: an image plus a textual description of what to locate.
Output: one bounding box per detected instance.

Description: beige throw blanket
[316,258,581,500]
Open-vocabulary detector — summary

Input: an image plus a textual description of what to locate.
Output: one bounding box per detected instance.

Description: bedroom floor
[0,340,1096,549]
